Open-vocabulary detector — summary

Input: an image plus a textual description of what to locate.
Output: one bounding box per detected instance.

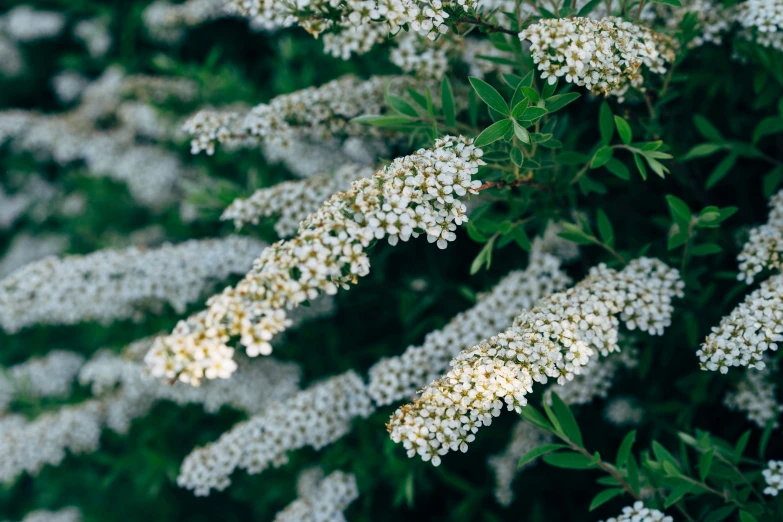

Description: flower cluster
[143,0,230,44]
[6,508,83,522]
[390,32,453,80]
[222,163,372,236]
[487,421,552,506]
[261,137,384,179]
[763,460,783,496]
[145,136,484,386]
[697,273,783,373]
[273,469,359,522]
[519,17,677,99]
[724,358,782,428]
[604,396,645,426]
[545,347,637,406]
[388,257,683,465]
[600,502,673,522]
[0,5,65,77]
[0,68,199,208]
[0,236,263,332]
[643,0,730,49]
[0,234,70,279]
[73,17,112,58]
[52,71,90,104]
[368,250,571,406]
[735,0,783,52]
[184,75,421,155]
[0,351,85,412]
[177,371,373,495]
[738,189,783,283]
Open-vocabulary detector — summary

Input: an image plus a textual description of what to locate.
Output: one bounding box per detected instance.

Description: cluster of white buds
[222,163,372,236]
[545,347,637,406]
[390,32,453,80]
[519,17,676,99]
[273,469,359,522]
[487,421,552,506]
[724,357,782,428]
[0,351,85,412]
[142,0,230,44]
[73,17,112,58]
[4,507,83,522]
[177,371,373,495]
[262,137,385,179]
[600,502,673,522]
[368,250,571,406]
[0,236,263,333]
[184,75,424,155]
[763,460,783,496]
[79,339,302,416]
[604,396,645,427]
[738,189,783,283]
[735,0,783,52]
[697,273,783,373]
[0,6,65,43]
[643,0,730,49]
[145,136,484,386]
[0,68,199,209]
[0,234,70,279]
[388,257,683,466]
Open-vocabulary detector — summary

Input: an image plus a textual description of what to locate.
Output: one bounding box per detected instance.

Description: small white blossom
[0,351,85,412]
[600,501,673,522]
[5,507,83,522]
[273,469,359,522]
[73,17,112,57]
[763,460,783,496]
[604,396,645,427]
[3,6,65,42]
[724,357,783,428]
[738,189,783,283]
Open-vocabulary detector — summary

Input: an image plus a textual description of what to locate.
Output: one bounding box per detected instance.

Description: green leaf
[653,0,682,5]
[520,107,548,121]
[599,101,614,145]
[387,95,419,117]
[511,99,530,119]
[666,195,692,228]
[441,77,456,127]
[705,154,737,189]
[633,153,648,180]
[626,455,640,493]
[518,444,569,468]
[475,119,513,147]
[545,92,580,113]
[542,77,558,98]
[604,158,630,180]
[519,405,554,431]
[752,116,783,144]
[668,232,689,251]
[704,506,735,522]
[763,166,783,198]
[352,115,413,127]
[589,488,624,511]
[681,143,724,161]
[616,431,636,467]
[550,393,582,446]
[664,484,692,508]
[577,0,603,16]
[693,114,723,142]
[591,146,614,168]
[734,430,751,461]
[760,418,776,458]
[514,226,531,250]
[520,86,539,103]
[542,452,595,469]
[652,441,681,472]
[469,77,509,115]
[739,511,759,522]
[614,116,633,145]
[558,222,597,245]
[699,448,714,482]
[691,243,722,256]
[513,121,531,144]
[596,209,615,248]
[469,235,496,275]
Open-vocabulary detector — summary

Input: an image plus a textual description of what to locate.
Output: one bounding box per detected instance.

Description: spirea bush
[1,0,783,521]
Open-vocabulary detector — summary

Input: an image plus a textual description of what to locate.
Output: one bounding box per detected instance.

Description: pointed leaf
[614,116,633,145]
[469,77,509,115]
[616,430,636,467]
[441,77,456,127]
[475,119,513,147]
[589,488,625,511]
[518,444,569,468]
[699,448,714,482]
[542,452,595,469]
[550,393,582,446]
[599,101,614,145]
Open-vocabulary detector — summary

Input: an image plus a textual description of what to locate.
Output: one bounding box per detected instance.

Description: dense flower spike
[0,68,198,208]
[697,273,783,373]
[519,17,676,98]
[600,502,673,522]
[735,0,783,52]
[222,164,372,236]
[183,75,423,155]
[738,189,783,283]
[145,136,484,386]
[273,469,359,522]
[388,258,683,465]
[5,508,83,522]
[0,236,263,332]
[177,371,373,495]
[368,250,571,405]
[487,421,553,506]
[143,0,230,43]
[261,137,385,178]
[390,32,453,80]
[0,351,85,412]
[0,234,70,278]
[724,358,782,428]
[764,460,783,496]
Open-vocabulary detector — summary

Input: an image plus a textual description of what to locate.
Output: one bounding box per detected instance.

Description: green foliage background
[1,0,782,521]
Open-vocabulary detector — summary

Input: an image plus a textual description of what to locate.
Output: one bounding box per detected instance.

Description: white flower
[738,189,783,283]
[7,507,83,522]
[763,460,783,496]
[273,469,359,522]
[600,501,673,522]
[724,357,783,428]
